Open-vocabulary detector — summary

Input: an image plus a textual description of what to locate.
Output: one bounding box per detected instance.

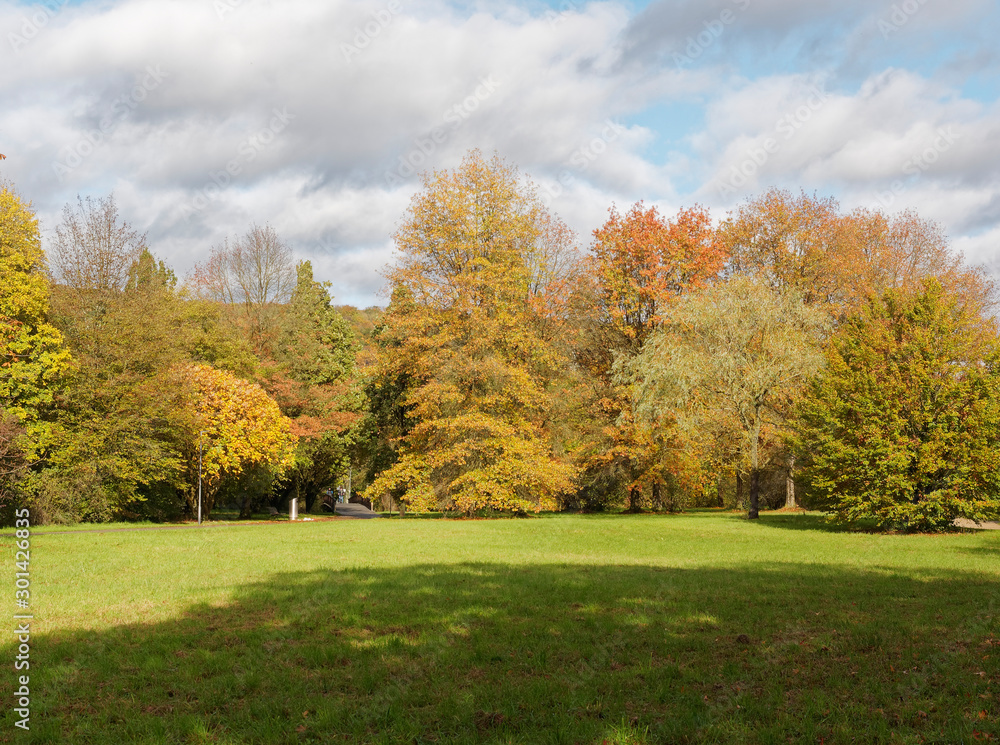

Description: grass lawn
[1,510,999,744]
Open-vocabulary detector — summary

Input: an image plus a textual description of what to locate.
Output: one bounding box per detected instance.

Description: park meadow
[2,510,999,743]
[3,149,1000,743]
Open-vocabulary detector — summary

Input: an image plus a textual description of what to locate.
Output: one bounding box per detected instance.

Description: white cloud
[0,0,997,304]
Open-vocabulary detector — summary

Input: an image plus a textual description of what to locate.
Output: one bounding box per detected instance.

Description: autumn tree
[798,279,1000,531]
[267,261,362,512]
[719,188,995,318]
[50,193,147,292]
[575,202,725,511]
[45,196,193,520]
[0,185,72,459]
[190,224,295,349]
[174,364,296,518]
[363,151,578,514]
[622,275,830,519]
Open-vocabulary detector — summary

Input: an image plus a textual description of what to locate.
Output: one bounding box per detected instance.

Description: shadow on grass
[6,562,1000,744]
[750,512,859,533]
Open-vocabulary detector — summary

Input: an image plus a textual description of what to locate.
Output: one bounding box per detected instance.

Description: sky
[1,0,998,307]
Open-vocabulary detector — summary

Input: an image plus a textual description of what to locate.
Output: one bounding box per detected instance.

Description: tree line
[1,150,998,530]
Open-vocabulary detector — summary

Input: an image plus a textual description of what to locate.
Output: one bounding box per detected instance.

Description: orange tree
[363,151,577,514]
[574,202,725,510]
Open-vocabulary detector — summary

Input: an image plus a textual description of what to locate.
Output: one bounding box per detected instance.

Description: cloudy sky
[2,0,998,306]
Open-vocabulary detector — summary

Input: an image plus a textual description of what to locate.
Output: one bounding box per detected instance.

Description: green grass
[2,510,999,743]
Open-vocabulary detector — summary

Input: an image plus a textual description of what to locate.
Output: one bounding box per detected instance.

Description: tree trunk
[651,481,661,510]
[717,473,724,508]
[748,413,761,519]
[239,493,253,519]
[626,485,641,513]
[736,472,743,509]
[785,456,796,509]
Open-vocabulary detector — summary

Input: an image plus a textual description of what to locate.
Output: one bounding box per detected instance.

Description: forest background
[2,150,999,532]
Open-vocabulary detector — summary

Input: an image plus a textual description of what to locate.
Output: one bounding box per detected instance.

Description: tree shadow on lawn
[749,512,872,533]
[7,562,1000,745]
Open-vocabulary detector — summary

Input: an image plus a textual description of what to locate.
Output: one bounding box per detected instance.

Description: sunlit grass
[2,510,998,743]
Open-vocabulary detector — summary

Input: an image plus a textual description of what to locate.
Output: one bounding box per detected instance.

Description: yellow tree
[364,151,577,514]
[0,185,72,458]
[173,364,297,518]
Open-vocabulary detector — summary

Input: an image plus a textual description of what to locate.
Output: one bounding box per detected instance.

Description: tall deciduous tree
[719,188,995,318]
[0,185,72,457]
[190,224,295,349]
[50,193,147,292]
[798,279,1000,531]
[623,275,830,519]
[575,202,725,511]
[364,151,578,514]
[268,261,362,512]
[46,196,190,520]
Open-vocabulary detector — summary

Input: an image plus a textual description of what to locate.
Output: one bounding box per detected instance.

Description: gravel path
[954,518,1000,530]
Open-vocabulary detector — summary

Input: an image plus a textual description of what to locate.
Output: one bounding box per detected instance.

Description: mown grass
[1,510,998,744]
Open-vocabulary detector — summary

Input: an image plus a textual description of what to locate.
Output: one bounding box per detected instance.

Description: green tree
[364,151,578,514]
[797,279,1000,531]
[44,196,193,520]
[623,275,830,519]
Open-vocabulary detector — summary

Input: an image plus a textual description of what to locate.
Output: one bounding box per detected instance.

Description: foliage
[719,188,995,318]
[798,279,1000,531]
[45,201,191,519]
[0,185,72,458]
[174,363,297,518]
[624,275,830,518]
[364,151,578,514]
[590,202,726,350]
[574,202,726,511]
[267,261,362,512]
